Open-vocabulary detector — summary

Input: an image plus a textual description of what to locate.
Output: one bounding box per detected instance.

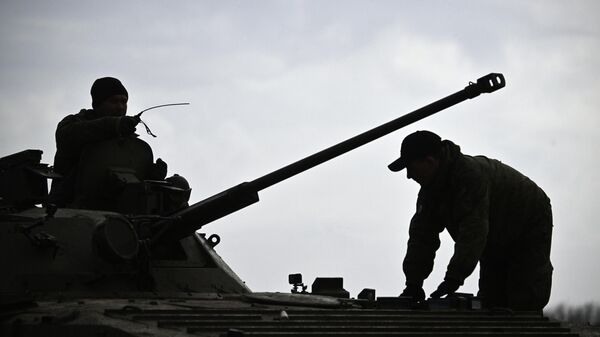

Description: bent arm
[403,200,442,286]
[445,169,490,283]
[56,111,122,151]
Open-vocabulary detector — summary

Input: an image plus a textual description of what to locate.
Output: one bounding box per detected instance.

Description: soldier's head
[91,77,128,117]
[388,130,441,186]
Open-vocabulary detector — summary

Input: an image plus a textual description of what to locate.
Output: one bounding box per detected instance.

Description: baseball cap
[388,130,442,172]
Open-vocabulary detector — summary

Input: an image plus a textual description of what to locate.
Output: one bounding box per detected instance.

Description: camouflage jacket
[402,140,551,286]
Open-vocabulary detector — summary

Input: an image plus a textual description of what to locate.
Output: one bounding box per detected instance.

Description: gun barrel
[152,73,505,245]
[248,73,505,191]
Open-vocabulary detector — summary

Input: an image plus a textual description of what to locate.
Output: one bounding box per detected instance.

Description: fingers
[400,286,426,302]
[131,116,141,127]
[430,289,445,299]
[429,279,460,299]
[119,116,139,135]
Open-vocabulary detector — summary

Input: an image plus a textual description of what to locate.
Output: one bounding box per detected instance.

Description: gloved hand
[119,115,140,136]
[152,158,168,180]
[430,278,461,299]
[400,284,425,302]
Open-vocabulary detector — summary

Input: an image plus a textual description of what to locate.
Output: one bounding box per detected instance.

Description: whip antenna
[134,102,190,137]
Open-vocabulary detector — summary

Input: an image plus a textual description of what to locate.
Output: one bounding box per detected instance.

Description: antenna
[134,102,190,137]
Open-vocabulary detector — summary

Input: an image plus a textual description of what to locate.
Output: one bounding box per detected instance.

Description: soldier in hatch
[49,77,167,207]
[389,130,553,310]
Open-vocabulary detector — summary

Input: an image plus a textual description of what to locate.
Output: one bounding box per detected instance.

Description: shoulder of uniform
[451,154,488,182]
[77,108,97,118]
[58,109,93,122]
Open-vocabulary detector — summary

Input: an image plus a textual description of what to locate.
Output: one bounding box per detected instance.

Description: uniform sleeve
[445,168,490,283]
[56,112,121,152]
[403,197,443,286]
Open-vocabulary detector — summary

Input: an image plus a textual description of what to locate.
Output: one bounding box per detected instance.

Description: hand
[400,285,425,302]
[153,158,168,180]
[119,115,140,135]
[430,278,461,299]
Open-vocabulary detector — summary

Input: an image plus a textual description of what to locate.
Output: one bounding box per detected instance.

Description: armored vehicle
[0,74,579,336]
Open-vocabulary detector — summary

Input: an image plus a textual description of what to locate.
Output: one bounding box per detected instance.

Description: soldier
[49,77,167,207]
[389,130,553,310]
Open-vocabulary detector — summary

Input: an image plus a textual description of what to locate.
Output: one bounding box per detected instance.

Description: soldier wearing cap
[389,130,553,310]
[50,77,167,207]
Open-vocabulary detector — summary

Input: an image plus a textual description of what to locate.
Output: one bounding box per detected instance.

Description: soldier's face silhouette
[406,156,439,187]
[96,94,128,117]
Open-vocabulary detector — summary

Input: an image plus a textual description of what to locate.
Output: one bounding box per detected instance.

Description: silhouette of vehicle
[1,74,575,336]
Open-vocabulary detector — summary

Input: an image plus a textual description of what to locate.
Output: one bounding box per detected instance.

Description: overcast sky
[1,1,599,308]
